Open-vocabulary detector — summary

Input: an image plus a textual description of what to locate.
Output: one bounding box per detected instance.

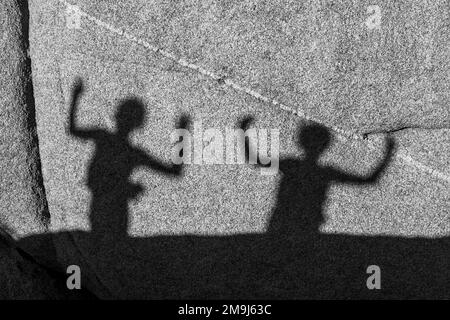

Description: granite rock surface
[16,0,450,298]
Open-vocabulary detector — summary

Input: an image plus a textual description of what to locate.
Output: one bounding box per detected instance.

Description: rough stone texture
[24,0,450,298]
[0,0,49,239]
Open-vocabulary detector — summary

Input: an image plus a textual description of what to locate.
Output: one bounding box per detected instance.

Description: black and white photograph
[0,0,449,306]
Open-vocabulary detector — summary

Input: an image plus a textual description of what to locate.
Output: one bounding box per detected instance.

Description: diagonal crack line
[59,0,450,184]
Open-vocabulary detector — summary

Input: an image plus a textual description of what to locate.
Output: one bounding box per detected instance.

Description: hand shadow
[239,116,394,238]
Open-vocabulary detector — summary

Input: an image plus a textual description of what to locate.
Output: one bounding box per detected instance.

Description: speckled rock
[25,0,450,298]
[0,0,49,239]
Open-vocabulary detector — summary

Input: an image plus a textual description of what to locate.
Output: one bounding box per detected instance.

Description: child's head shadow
[115,98,146,136]
[296,123,332,160]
